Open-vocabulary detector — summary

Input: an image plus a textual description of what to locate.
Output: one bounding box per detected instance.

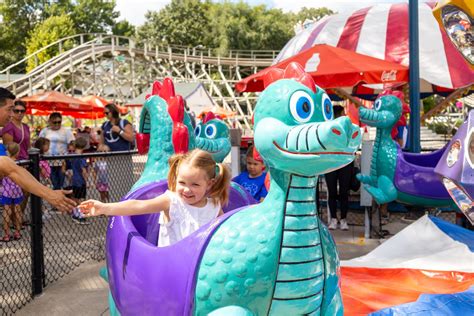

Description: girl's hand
[78,199,105,217]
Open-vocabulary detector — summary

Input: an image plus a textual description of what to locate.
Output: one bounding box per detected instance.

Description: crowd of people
[0,87,136,241]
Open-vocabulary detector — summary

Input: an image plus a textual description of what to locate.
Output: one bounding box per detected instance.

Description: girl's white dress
[158,190,220,247]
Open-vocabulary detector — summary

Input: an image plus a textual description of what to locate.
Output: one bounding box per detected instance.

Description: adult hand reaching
[45,190,76,213]
[0,156,77,213]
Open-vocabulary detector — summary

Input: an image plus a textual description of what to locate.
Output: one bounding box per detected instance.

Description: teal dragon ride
[194,111,231,163]
[132,78,232,190]
[357,94,455,207]
[105,63,360,315]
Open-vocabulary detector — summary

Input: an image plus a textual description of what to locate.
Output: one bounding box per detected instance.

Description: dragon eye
[205,124,217,138]
[321,94,334,121]
[289,90,314,123]
[194,125,202,136]
[374,99,382,111]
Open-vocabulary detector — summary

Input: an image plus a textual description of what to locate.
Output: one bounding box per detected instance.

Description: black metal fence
[0,150,146,315]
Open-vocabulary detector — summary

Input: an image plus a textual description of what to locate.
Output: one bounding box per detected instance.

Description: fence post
[29,148,44,296]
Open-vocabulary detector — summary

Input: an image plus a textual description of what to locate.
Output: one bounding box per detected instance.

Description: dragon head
[194,112,231,163]
[359,94,403,129]
[253,62,361,176]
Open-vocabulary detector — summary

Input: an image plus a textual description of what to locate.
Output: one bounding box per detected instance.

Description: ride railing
[0,150,146,316]
[0,33,279,88]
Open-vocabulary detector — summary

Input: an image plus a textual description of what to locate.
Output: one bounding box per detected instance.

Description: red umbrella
[80,95,128,118]
[22,91,92,114]
[235,44,409,92]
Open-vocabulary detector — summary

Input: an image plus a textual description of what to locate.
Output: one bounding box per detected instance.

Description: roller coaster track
[1,33,276,130]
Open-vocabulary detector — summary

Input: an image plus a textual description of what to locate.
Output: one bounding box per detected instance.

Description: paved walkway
[16,223,388,315]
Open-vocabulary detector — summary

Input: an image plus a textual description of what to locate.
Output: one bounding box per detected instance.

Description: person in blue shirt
[232,145,268,202]
[70,137,89,225]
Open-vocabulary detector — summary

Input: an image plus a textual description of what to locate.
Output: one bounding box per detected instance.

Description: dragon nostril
[352,131,359,139]
[331,128,341,136]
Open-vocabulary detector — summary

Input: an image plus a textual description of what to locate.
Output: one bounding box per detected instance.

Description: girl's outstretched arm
[79,194,171,217]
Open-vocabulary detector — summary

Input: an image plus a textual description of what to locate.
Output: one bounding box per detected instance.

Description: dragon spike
[168,95,185,123]
[263,62,317,92]
[151,81,162,96]
[159,77,176,102]
[263,68,284,89]
[283,62,316,92]
[150,77,177,104]
[202,111,223,124]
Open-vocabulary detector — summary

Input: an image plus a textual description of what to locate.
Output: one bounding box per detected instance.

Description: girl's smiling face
[175,162,214,207]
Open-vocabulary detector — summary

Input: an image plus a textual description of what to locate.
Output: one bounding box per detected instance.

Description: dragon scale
[269,174,324,315]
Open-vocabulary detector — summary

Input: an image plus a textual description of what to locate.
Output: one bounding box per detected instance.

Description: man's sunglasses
[51,121,62,125]
[104,111,110,115]
[13,109,26,114]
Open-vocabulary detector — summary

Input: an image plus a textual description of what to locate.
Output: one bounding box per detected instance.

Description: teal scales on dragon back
[194,63,361,315]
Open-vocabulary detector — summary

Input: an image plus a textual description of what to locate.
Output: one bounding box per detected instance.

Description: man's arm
[0,156,76,212]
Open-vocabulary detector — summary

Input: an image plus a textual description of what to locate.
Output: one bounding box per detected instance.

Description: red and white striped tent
[275,2,474,93]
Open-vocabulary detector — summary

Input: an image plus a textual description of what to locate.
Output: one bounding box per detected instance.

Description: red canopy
[80,95,128,118]
[22,91,92,114]
[235,44,409,92]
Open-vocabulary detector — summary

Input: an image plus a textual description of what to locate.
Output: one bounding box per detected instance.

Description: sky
[115,0,415,26]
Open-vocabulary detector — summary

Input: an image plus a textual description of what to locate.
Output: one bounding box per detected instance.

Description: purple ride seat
[105,180,256,314]
[394,146,451,200]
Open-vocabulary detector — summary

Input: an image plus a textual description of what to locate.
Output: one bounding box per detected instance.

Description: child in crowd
[70,137,89,225]
[34,137,52,186]
[79,149,230,247]
[62,141,76,193]
[232,145,268,201]
[93,144,110,203]
[1,143,24,241]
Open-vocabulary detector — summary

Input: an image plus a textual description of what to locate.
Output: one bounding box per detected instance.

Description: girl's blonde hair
[6,142,20,158]
[168,149,231,206]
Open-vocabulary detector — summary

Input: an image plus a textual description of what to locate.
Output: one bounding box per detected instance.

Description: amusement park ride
[94,1,473,314]
[0,0,471,315]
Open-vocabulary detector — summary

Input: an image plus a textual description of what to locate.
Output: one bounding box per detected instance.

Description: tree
[71,0,120,33]
[112,20,136,37]
[292,7,335,24]
[137,0,210,47]
[25,14,76,72]
[0,0,52,69]
[204,2,295,53]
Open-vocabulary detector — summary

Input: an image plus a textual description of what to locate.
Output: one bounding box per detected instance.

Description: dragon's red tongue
[168,95,188,153]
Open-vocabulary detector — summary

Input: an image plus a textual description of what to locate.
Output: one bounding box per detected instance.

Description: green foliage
[0,0,120,71]
[291,7,335,24]
[26,15,76,72]
[0,0,50,69]
[203,2,294,54]
[138,1,334,53]
[137,0,209,47]
[70,0,120,33]
[112,20,136,37]
[422,95,437,114]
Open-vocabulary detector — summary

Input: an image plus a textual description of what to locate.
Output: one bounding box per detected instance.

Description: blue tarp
[371,286,474,315]
[430,215,474,252]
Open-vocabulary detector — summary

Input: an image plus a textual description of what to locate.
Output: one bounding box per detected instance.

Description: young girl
[79,149,231,247]
[1,143,24,241]
[93,144,110,203]
[33,137,52,186]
